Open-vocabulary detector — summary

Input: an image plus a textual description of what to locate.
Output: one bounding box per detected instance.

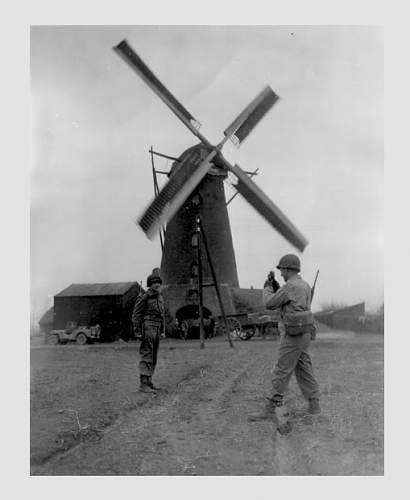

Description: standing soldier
[132,268,165,393]
[249,254,320,421]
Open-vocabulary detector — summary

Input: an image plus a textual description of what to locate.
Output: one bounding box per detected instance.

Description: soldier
[132,269,165,393]
[249,254,320,421]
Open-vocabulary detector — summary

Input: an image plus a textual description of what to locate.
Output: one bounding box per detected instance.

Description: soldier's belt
[283,311,315,336]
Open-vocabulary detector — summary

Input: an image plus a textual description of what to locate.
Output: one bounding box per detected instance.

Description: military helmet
[147,271,162,287]
[276,254,301,272]
[151,267,161,277]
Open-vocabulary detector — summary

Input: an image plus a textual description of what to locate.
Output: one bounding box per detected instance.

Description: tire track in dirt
[32,344,276,475]
[228,348,307,475]
[231,345,326,475]
[31,336,384,475]
[30,364,209,475]
[154,348,273,475]
[240,348,356,476]
[31,341,328,475]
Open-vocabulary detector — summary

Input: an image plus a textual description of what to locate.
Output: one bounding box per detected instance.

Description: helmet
[147,272,162,287]
[151,267,161,278]
[276,254,301,272]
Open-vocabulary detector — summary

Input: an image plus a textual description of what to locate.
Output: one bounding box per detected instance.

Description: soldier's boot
[147,376,161,391]
[308,398,321,415]
[139,375,156,393]
[248,397,278,422]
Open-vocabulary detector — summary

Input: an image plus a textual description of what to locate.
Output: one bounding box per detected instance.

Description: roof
[334,302,365,316]
[55,282,139,298]
[231,288,280,316]
[39,306,54,325]
[315,302,365,318]
[232,288,263,312]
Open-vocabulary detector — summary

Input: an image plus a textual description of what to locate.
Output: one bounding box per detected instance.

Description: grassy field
[30,331,383,475]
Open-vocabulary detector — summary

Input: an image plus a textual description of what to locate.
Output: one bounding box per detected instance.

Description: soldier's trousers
[139,321,161,377]
[271,331,320,404]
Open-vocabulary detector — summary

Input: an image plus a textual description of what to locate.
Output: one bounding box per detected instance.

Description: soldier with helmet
[132,268,165,393]
[249,254,320,421]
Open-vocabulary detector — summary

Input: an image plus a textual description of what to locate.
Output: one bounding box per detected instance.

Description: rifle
[311,270,320,302]
[308,270,320,342]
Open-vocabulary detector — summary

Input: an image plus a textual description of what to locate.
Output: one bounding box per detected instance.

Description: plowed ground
[30,332,383,475]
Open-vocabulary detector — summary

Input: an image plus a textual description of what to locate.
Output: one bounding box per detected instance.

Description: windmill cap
[276,254,301,271]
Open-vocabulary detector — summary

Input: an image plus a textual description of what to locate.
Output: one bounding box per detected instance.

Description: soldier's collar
[288,274,301,282]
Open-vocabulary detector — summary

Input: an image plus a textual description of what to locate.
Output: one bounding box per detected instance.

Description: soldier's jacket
[263,274,312,319]
[132,289,165,330]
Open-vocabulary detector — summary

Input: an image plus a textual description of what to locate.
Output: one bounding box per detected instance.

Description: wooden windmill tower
[114,40,308,327]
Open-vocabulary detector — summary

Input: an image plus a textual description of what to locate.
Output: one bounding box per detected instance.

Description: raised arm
[263,285,290,311]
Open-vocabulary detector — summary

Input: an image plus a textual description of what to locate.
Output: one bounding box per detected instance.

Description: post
[198,218,234,348]
[150,146,164,251]
[196,217,205,349]
[149,149,181,163]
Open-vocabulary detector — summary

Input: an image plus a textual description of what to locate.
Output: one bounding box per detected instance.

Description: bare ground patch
[31,333,383,475]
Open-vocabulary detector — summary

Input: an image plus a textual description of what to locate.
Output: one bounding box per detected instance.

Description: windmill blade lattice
[226,165,308,252]
[113,40,207,143]
[224,86,279,147]
[139,148,217,239]
[113,39,309,252]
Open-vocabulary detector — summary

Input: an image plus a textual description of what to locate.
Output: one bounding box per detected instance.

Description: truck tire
[47,334,60,345]
[228,317,243,340]
[216,317,242,339]
[76,332,88,345]
[240,325,256,340]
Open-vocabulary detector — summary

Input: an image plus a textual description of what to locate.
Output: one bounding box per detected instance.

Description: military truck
[45,321,101,345]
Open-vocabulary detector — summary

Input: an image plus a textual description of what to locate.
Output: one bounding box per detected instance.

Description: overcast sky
[30,25,383,319]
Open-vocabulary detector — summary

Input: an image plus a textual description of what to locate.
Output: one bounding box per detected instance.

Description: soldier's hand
[268,271,275,282]
[264,271,274,287]
[264,271,280,292]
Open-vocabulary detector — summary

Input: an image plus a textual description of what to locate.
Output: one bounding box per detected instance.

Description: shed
[53,281,142,341]
[231,288,272,314]
[314,302,366,331]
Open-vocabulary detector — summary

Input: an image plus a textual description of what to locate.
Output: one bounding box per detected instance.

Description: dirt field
[30,330,383,475]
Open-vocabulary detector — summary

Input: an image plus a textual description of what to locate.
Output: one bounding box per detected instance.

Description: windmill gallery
[44,39,309,345]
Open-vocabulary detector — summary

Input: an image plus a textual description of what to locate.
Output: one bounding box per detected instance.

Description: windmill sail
[229,164,308,251]
[114,39,309,251]
[138,149,217,239]
[224,87,279,147]
[113,40,206,142]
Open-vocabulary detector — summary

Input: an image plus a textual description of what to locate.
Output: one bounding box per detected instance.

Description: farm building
[314,302,366,331]
[52,282,142,341]
[232,288,279,316]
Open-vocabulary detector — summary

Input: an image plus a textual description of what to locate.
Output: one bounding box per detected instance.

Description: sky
[30,25,383,320]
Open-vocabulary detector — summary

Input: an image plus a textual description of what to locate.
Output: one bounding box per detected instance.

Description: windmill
[113,39,308,334]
